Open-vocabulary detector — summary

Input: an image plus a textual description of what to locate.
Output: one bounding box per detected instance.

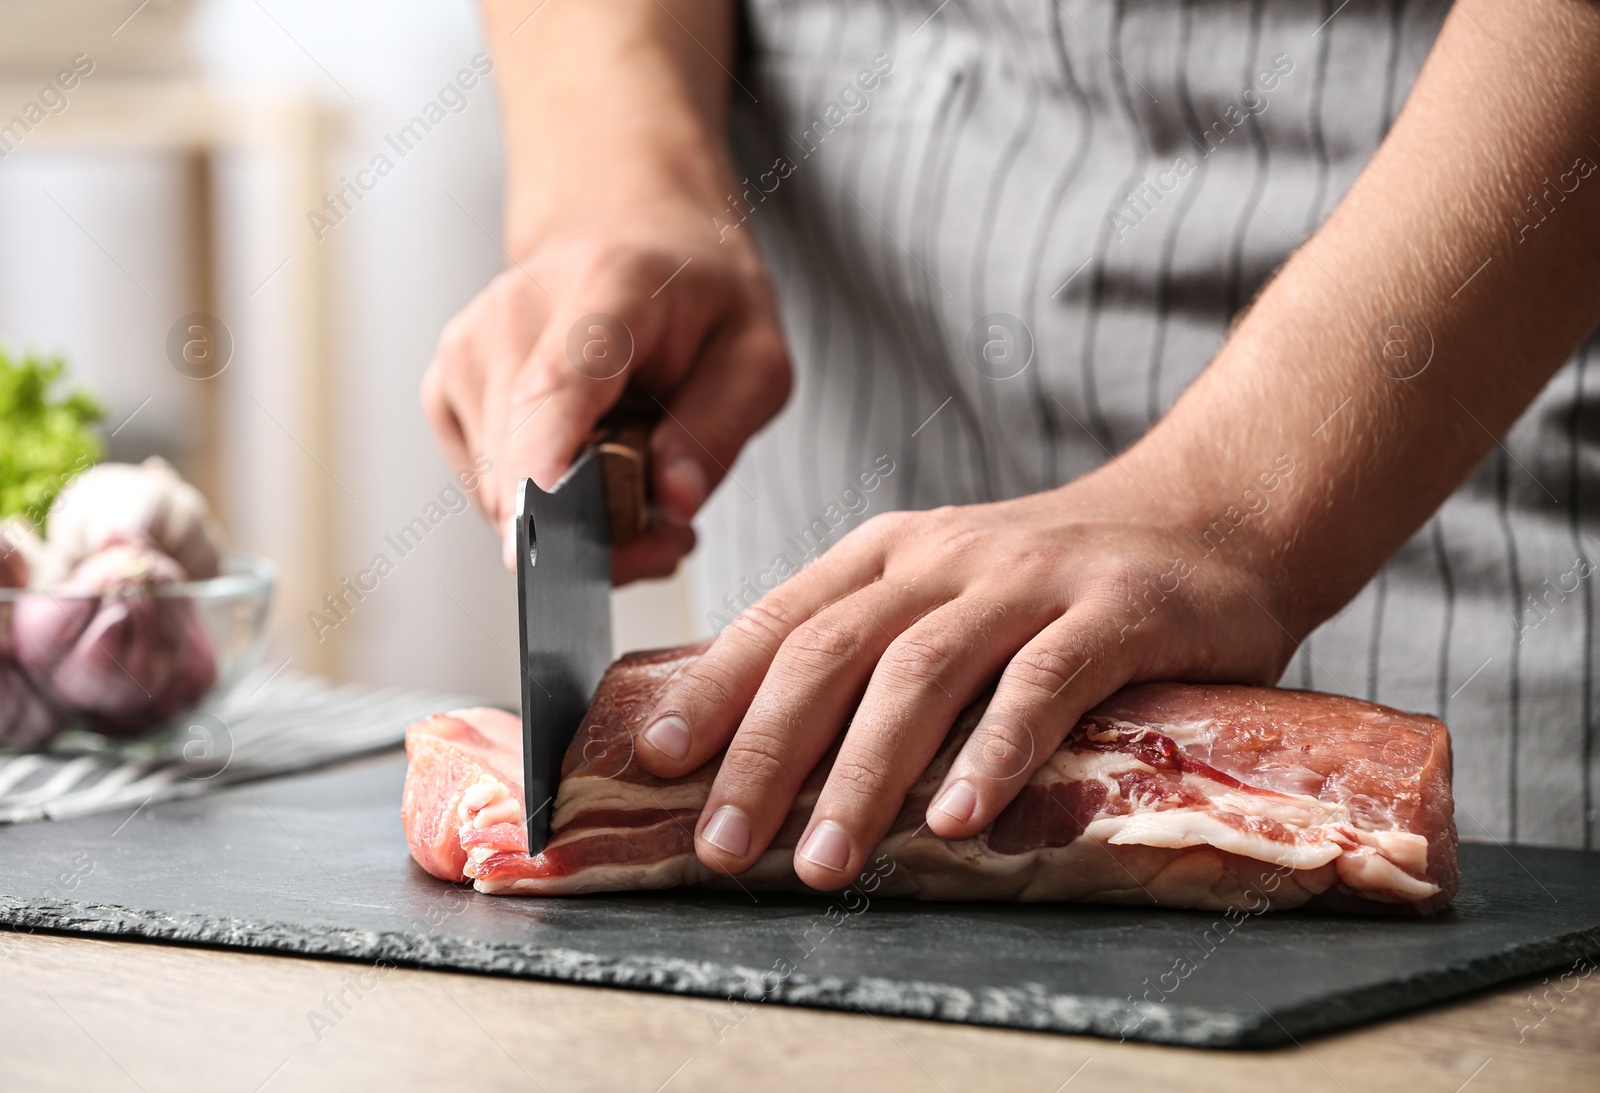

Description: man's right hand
[424,0,790,584]
[422,212,791,583]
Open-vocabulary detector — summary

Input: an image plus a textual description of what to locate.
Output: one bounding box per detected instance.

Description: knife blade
[516,419,651,854]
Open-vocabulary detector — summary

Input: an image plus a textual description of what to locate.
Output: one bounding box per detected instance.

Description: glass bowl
[0,553,274,746]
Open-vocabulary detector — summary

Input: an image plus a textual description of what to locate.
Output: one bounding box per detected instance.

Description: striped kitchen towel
[0,668,489,824]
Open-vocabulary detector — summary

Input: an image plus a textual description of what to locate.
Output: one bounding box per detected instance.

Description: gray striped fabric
[0,671,484,824]
[690,0,1599,849]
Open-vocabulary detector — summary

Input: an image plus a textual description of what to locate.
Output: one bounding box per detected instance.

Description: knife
[516,415,651,854]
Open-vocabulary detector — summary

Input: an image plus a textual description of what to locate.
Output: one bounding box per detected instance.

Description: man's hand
[632,0,1600,889]
[422,214,790,582]
[423,0,788,583]
[633,466,1298,889]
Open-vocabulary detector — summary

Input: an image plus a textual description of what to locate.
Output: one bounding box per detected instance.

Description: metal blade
[516,462,612,855]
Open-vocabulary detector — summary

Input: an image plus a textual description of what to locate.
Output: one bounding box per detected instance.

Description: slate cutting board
[0,750,1596,1048]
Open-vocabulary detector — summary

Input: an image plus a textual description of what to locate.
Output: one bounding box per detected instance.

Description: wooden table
[1,929,1592,1092]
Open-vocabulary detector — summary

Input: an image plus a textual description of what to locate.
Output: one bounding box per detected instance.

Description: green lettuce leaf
[0,348,105,528]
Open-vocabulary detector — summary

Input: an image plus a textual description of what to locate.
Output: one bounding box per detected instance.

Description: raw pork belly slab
[403,646,1458,914]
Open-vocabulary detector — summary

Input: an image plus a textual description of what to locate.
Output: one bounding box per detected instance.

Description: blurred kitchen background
[0,0,695,706]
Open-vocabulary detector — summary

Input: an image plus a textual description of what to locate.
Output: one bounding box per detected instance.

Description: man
[424,0,1600,889]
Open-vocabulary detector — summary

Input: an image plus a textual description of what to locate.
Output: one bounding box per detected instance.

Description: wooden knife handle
[591,410,653,547]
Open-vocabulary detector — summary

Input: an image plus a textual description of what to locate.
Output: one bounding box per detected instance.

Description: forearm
[1121,0,1600,636]
[480,0,739,256]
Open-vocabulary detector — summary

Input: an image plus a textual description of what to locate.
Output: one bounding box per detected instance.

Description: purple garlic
[13,544,218,739]
[101,611,218,736]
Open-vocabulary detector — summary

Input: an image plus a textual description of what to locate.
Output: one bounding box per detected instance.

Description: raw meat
[403,646,1458,913]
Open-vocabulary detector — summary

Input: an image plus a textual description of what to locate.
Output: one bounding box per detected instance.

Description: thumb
[491,307,646,569]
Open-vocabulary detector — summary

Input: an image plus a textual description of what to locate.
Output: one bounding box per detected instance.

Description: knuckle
[992,543,1057,581]
[1007,645,1082,697]
[419,362,445,409]
[420,368,466,445]
[717,730,789,788]
[577,242,671,297]
[671,658,741,718]
[435,314,475,365]
[677,415,746,470]
[488,265,536,304]
[745,327,790,373]
[1082,557,1153,609]
[1101,556,1149,595]
[929,522,986,567]
[744,336,794,414]
[877,634,955,691]
[779,617,864,671]
[507,377,558,420]
[825,755,886,801]
[961,597,1015,644]
[730,596,805,648]
[576,239,633,276]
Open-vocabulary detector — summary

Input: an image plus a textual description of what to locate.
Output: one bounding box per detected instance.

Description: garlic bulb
[12,543,217,738]
[48,457,225,581]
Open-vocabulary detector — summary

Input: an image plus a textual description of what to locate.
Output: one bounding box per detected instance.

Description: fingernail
[930,780,977,825]
[642,714,692,761]
[797,820,852,872]
[662,456,707,519]
[702,805,751,858]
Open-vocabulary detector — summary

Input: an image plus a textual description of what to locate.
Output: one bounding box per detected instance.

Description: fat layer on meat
[402,646,1459,913]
